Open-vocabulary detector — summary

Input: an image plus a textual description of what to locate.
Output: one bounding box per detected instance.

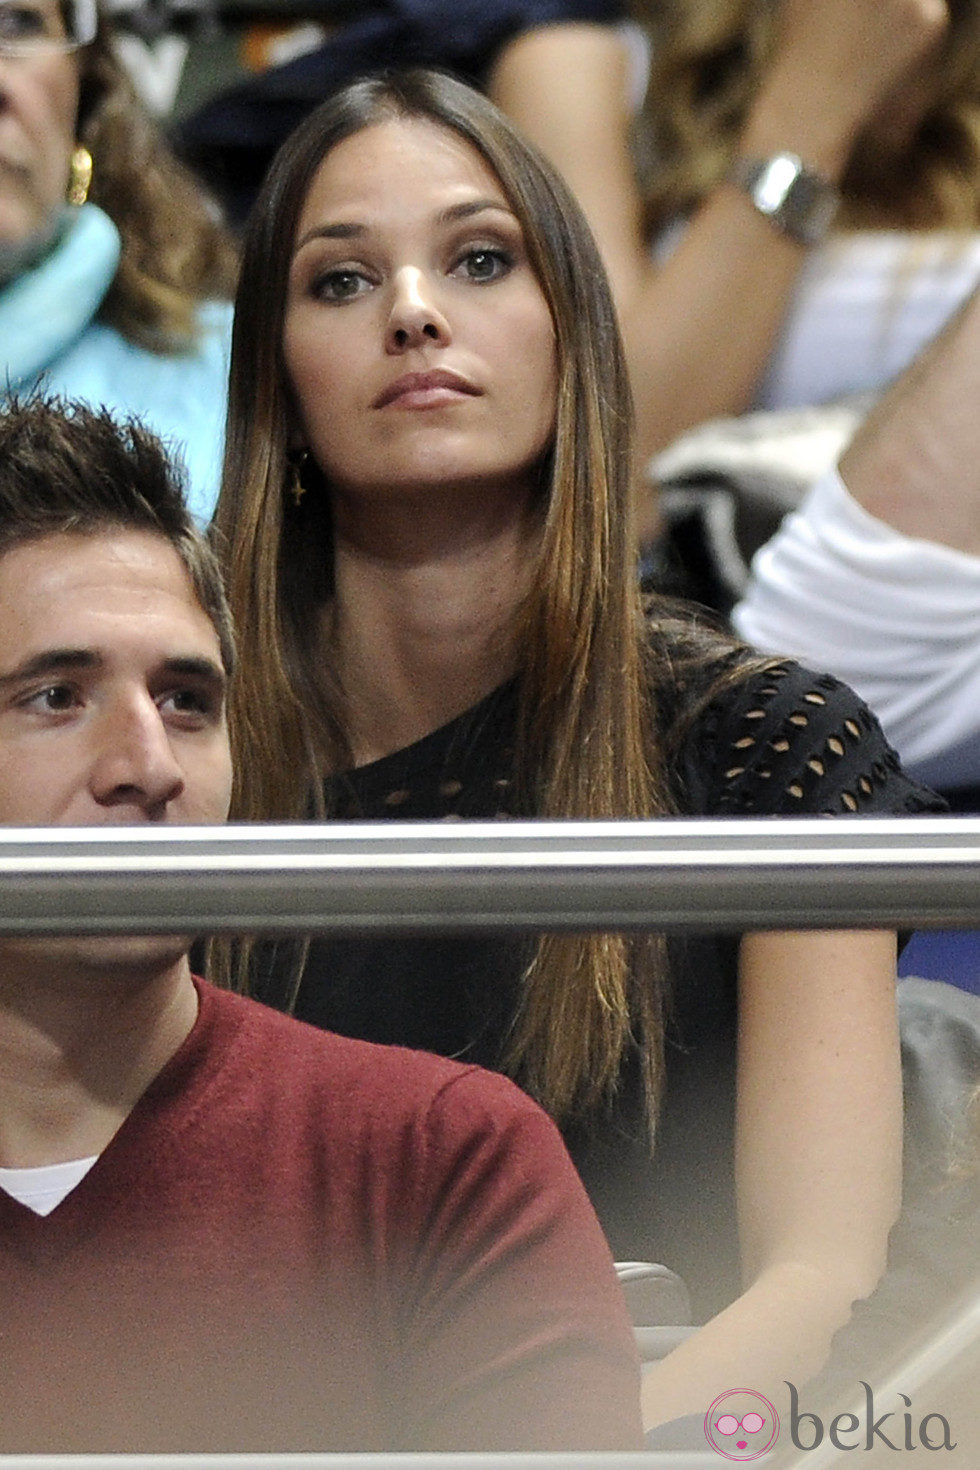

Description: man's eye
[454,248,513,283]
[0,4,55,40]
[311,268,371,303]
[160,688,219,721]
[23,684,78,712]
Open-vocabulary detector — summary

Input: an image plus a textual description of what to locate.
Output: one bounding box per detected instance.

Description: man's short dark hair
[0,397,234,674]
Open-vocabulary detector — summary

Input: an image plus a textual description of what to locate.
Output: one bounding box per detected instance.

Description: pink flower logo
[704,1389,780,1460]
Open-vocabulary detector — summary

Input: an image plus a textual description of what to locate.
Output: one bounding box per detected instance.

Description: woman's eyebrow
[295,198,517,252]
[437,199,516,224]
[294,221,366,250]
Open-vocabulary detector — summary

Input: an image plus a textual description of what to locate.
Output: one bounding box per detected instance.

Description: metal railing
[0,1456,716,1469]
[0,816,978,935]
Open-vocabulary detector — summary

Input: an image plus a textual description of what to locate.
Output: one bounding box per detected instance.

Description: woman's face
[0,2,79,254]
[283,116,558,510]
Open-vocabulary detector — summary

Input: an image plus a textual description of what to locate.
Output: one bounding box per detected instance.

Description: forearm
[840,288,980,553]
[626,195,810,464]
[637,0,949,460]
[643,928,901,1435]
[490,19,863,465]
[629,16,920,464]
[640,1260,867,1429]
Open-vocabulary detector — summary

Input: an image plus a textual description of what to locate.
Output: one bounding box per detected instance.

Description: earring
[67,145,93,208]
[287,450,310,508]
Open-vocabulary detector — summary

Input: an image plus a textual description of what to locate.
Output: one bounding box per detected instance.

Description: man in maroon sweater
[0,398,641,1453]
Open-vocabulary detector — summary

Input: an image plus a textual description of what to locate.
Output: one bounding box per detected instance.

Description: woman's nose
[385,267,452,353]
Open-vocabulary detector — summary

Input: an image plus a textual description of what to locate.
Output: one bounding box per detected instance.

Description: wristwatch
[728,152,840,247]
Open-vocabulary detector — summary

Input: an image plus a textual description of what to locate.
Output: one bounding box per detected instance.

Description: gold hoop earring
[67,145,93,208]
[287,450,310,508]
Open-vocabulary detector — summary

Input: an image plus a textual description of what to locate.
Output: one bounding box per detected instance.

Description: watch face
[753,154,804,213]
[736,152,839,246]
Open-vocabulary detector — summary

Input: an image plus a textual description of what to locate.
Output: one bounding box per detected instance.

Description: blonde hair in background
[632,0,980,234]
[76,20,238,353]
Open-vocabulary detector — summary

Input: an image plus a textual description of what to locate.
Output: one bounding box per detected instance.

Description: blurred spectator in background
[639,2,976,404]
[173,0,629,229]
[1,0,236,521]
[494,0,980,624]
[520,0,979,614]
[734,281,980,806]
[481,0,964,469]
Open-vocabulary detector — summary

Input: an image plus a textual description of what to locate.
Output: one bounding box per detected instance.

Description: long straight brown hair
[214,70,713,1135]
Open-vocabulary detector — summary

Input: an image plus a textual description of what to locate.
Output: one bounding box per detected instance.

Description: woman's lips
[373,370,481,409]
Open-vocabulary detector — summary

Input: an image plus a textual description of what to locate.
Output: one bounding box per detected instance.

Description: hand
[745,0,950,176]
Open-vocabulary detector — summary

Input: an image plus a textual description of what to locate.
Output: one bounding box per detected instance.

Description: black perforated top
[679,660,920,815]
[270,653,941,1316]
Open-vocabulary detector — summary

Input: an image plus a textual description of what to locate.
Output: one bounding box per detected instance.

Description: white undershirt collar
[0,1156,99,1216]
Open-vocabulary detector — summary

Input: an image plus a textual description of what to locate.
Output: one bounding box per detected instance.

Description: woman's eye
[455,248,513,283]
[311,268,371,304]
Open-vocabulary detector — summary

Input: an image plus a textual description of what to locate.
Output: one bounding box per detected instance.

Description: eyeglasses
[0,0,97,55]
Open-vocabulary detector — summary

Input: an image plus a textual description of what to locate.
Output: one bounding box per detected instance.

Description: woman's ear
[283,379,308,455]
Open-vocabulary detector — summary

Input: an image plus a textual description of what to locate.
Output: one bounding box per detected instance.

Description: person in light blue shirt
[0,0,236,524]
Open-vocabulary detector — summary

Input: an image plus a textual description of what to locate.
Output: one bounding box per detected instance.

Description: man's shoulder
[197,978,541,1130]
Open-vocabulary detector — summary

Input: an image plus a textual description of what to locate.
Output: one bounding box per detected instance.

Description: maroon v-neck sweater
[0,982,640,1453]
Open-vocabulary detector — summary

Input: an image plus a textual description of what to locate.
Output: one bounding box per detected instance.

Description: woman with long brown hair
[213,70,941,1432]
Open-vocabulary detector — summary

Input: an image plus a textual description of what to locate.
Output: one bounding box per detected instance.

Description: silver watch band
[728,152,840,247]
